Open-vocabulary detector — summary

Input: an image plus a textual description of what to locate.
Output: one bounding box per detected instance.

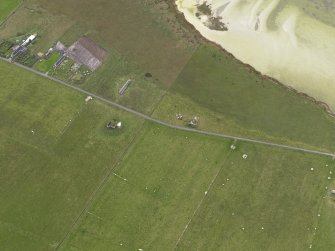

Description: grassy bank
[163,45,335,152]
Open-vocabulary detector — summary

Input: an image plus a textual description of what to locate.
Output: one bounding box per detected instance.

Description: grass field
[3,0,335,151]
[81,50,167,115]
[0,60,145,250]
[160,45,335,152]
[1,0,197,85]
[1,54,335,250]
[176,144,334,250]
[3,0,335,152]
[0,0,21,23]
[0,0,183,114]
[36,0,197,85]
[34,52,61,73]
[61,123,232,250]
[0,1,73,53]
[1,1,335,249]
[61,125,335,251]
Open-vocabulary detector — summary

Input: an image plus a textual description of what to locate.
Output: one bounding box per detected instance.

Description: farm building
[66,37,107,71]
[119,79,132,95]
[11,34,37,59]
[22,34,37,47]
[55,41,66,53]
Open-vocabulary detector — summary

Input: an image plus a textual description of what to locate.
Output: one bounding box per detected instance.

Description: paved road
[1,57,335,158]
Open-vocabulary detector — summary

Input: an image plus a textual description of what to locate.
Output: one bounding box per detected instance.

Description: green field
[62,125,335,251]
[0,60,145,250]
[1,0,335,250]
[0,60,335,250]
[0,0,180,114]
[2,0,335,151]
[158,45,335,152]
[176,145,334,251]
[34,52,61,73]
[0,0,196,85]
[3,0,335,151]
[0,0,21,23]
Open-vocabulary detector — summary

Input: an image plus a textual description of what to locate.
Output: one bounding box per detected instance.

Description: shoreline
[166,0,335,118]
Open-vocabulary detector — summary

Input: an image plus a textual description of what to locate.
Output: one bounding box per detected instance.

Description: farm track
[1,56,335,159]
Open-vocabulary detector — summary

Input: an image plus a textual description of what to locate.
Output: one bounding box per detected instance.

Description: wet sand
[175,0,335,112]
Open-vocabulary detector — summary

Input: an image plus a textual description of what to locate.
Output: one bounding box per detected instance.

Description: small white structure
[242,154,248,159]
[331,189,335,195]
[22,34,37,47]
[85,96,93,102]
[230,145,236,150]
[116,122,122,128]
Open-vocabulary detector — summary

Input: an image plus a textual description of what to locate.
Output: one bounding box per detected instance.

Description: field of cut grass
[166,45,335,152]
[1,58,335,250]
[61,124,335,251]
[61,123,232,250]
[0,60,145,250]
[312,184,335,250]
[1,0,335,250]
[176,143,335,250]
[0,0,21,23]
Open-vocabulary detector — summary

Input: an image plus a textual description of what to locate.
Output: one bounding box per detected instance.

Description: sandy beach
[176,0,335,111]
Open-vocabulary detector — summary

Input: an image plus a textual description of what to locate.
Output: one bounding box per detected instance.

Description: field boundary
[55,120,148,250]
[1,57,335,159]
[173,148,233,249]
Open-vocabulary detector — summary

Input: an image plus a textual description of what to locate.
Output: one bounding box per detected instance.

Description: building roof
[66,37,107,71]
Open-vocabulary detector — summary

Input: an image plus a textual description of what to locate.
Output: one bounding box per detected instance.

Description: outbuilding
[22,34,37,47]
[66,37,107,71]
